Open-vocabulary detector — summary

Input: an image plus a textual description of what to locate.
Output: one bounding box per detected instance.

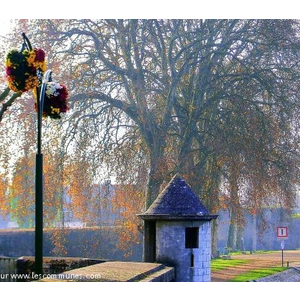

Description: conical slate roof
[139,175,218,221]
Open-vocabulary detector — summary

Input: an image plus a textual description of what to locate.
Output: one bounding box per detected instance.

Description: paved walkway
[211,250,300,282]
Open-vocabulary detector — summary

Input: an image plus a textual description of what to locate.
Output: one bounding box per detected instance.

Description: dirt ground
[211,250,300,282]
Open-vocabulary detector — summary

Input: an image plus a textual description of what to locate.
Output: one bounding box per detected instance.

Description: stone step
[138,266,175,282]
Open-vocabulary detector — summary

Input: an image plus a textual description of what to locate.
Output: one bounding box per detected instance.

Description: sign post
[277,227,288,268]
[280,240,285,267]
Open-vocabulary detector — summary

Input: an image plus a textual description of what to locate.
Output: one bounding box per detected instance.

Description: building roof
[138,175,218,221]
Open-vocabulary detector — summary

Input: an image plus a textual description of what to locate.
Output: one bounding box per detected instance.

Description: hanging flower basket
[5,48,46,92]
[34,82,69,119]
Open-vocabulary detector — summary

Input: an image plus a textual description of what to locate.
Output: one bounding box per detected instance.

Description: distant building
[0,180,121,229]
[0,214,19,229]
[61,180,121,228]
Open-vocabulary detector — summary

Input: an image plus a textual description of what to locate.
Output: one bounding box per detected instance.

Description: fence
[0,256,17,282]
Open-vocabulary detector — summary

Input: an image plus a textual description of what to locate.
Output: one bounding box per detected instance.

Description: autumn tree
[3,19,300,257]
[0,23,22,122]
[0,174,9,218]
[111,184,144,258]
[9,155,35,227]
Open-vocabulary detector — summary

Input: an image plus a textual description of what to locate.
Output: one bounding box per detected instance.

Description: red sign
[277,227,288,238]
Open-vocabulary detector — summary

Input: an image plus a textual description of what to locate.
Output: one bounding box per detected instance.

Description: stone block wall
[217,208,300,252]
[0,228,143,261]
[16,256,105,281]
[192,221,211,282]
[156,220,211,282]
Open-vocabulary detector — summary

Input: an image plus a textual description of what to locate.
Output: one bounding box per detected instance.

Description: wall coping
[38,261,175,282]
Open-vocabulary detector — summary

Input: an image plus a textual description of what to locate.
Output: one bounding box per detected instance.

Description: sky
[0,20,11,34]
[0,0,297,20]
[0,9,299,299]
[0,20,12,45]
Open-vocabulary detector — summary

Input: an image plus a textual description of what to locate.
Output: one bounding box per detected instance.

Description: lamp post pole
[35,69,52,276]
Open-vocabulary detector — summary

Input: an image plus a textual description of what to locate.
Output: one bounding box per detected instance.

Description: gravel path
[211,250,300,282]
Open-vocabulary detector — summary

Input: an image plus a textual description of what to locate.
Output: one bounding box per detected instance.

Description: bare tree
[3,19,300,257]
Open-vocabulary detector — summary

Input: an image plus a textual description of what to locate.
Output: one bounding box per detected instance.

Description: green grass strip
[291,213,300,218]
[211,259,247,271]
[230,267,288,282]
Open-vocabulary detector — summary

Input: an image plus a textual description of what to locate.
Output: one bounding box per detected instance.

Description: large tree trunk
[227,208,245,252]
[143,147,166,262]
[226,162,243,252]
[227,214,238,251]
[178,152,221,257]
[145,163,164,210]
[251,214,257,252]
[211,219,219,257]
[236,225,245,251]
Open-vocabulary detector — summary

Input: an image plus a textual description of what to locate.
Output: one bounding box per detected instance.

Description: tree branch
[0,87,10,103]
[0,91,22,122]
[71,92,139,124]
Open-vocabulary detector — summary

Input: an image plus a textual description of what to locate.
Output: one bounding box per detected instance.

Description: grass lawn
[292,213,300,218]
[211,258,247,271]
[212,255,289,282]
[230,267,288,282]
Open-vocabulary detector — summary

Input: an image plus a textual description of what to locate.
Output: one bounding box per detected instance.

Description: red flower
[59,84,69,100]
[5,67,13,76]
[35,49,45,62]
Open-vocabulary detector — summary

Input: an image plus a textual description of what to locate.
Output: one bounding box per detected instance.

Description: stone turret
[138,174,218,282]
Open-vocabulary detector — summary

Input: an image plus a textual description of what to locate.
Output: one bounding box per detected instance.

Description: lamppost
[35,69,52,276]
[20,32,49,275]
[6,33,69,277]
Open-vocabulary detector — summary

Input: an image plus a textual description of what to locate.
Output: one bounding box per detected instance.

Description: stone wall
[0,227,143,261]
[156,221,211,282]
[16,256,105,281]
[217,208,300,252]
[1,208,299,264]
[195,222,211,282]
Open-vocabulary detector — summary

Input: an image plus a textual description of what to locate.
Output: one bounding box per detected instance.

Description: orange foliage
[9,155,35,227]
[50,228,69,256]
[9,153,67,228]
[0,176,9,218]
[42,154,66,227]
[64,160,93,224]
[111,184,144,257]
